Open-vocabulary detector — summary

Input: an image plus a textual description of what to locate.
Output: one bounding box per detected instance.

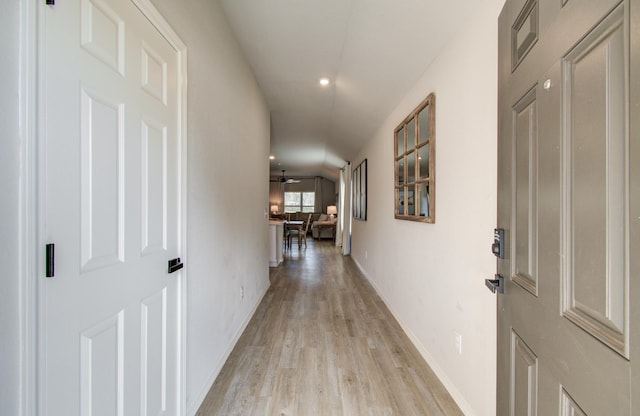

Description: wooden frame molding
[394,93,435,223]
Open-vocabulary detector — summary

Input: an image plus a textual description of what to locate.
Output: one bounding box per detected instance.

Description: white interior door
[41,0,184,414]
[496,0,638,414]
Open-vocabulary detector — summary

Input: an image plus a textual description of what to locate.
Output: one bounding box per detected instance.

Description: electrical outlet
[454,332,462,355]
[240,285,244,300]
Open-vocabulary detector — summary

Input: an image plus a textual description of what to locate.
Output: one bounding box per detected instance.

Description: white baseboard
[351,258,476,416]
[187,282,270,416]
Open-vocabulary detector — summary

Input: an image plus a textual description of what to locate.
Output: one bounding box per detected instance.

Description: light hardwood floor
[196,239,463,415]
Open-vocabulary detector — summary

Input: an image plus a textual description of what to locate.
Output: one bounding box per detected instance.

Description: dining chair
[283,220,289,251]
[288,213,312,249]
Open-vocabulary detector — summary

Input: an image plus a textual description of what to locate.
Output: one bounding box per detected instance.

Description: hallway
[196,239,463,415]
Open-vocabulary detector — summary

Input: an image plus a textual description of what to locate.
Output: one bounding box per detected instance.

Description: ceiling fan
[270,170,300,184]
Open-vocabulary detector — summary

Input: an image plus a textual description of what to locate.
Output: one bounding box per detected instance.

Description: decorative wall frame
[352,159,367,221]
[394,92,435,223]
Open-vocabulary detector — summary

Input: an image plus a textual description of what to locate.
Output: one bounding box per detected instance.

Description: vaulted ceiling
[218,0,484,181]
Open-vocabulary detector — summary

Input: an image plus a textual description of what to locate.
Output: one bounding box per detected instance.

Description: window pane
[407,185,416,215]
[418,144,430,180]
[397,127,405,155]
[407,117,416,149]
[397,188,405,215]
[284,206,297,213]
[284,192,300,206]
[418,104,430,144]
[302,192,315,206]
[407,151,415,183]
[397,159,404,185]
[419,183,430,217]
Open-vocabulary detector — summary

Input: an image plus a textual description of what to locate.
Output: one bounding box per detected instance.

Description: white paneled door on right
[496,0,639,414]
[41,0,184,414]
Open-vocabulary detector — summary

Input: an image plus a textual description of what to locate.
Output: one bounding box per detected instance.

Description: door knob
[485,274,504,294]
[168,258,183,273]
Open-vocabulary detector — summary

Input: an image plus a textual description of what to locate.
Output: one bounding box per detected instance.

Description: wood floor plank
[196,239,463,415]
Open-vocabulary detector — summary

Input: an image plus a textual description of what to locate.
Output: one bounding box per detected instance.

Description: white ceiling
[218,0,485,181]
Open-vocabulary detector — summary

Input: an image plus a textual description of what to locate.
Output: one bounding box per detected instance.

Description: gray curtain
[269,181,284,212]
[314,176,323,213]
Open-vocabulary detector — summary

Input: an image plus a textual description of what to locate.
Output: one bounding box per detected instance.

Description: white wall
[350,0,505,415]
[0,1,22,413]
[144,1,272,413]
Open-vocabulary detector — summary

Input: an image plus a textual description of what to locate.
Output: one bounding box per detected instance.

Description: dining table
[284,220,304,249]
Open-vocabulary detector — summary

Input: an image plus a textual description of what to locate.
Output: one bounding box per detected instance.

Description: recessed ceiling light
[269,155,275,160]
[319,78,330,86]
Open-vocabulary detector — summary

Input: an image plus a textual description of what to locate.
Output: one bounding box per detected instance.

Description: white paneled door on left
[41,0,185,414]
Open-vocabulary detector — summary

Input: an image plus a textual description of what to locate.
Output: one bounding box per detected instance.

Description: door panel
[140,288,168,416]
[559,389,587,416]
[81,0,125,75]
[497,0,636,414]
[510,330,537,416]
[79,88,125,271]
[512,86,538,295]
[561,5,627,355]
[41,0,183,414]
[141,119,168,255]
[80,312,124,416]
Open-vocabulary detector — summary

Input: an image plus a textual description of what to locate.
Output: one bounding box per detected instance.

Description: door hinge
[46,0,55,5]
[45,243,55,278]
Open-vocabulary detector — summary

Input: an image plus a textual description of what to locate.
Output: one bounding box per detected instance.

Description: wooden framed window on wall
[352,159,367,221]
[394,93,435,223]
